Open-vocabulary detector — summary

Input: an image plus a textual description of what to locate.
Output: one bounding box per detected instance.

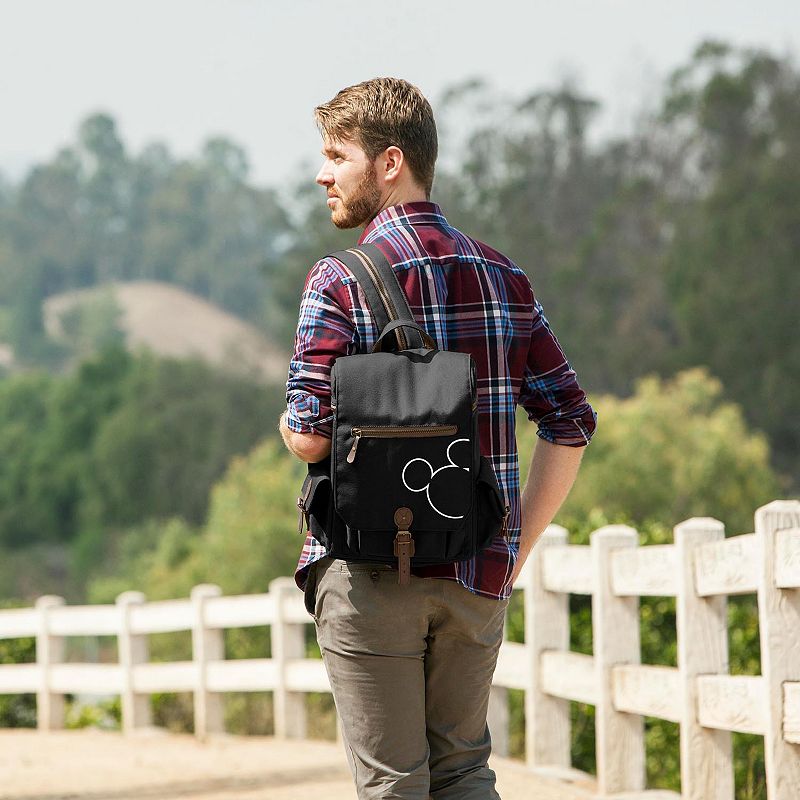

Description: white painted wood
[0,663,39,693]
[204,593,275,629]
[1,503,796,800]
[525,526,571,770]
[116,591,151,734]
[284,658,330,693]
[49,664,122,695]
[693,533,758,596]
[270,577,307,739]
[675,518,733,800]
[487,597,509,756]
[35,595,65,731]
[756,500,800,798]
[610,545,677,597]
[493,641,528,691]
[696,675,767,735]
[0,607,39,639]
[529,764,596,786]
[488,685,510,757]
[591,526,644,795]
[540,650,597,706]
[190,584,224,740]
[206,658,279,692]
[129,598,195,634]
[48,604,120,637]
[775,527,800,589]
[611,664,681,723]
[131,661,198,694]
[784,682,800,744]
[541,544,593,595]
[283,595,314,625]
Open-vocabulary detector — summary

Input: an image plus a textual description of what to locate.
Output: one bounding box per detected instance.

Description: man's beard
[330,164,382,229]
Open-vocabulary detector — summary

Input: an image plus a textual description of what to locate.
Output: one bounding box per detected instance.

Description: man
[279,78,596,799]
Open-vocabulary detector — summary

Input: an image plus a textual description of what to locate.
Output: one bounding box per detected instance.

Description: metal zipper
[296,476,314,533]
[347,248,409,351]
[346,423,458,464]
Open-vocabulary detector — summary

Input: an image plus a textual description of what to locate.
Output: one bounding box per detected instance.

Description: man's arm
[283,257,355,462]
[509,439,585,584]
[512,286,597,584]
[278,410,332,463]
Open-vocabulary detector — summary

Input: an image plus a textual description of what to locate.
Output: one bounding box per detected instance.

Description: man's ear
[381,145,405,183]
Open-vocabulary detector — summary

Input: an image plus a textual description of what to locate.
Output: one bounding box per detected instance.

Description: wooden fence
[1,499,798,798]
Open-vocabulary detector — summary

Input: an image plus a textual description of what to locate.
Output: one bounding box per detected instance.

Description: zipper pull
[296,499,310,534]
[346,428,362,464]
[500,505,510,539]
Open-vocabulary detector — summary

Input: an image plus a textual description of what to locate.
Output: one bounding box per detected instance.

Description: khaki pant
[305,556,510,799]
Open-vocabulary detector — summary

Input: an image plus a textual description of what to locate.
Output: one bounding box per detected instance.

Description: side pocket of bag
[475,455,508,552]
[297,464,334,550]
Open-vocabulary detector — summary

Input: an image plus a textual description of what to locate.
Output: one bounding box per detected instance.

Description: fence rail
[1,499,799,799]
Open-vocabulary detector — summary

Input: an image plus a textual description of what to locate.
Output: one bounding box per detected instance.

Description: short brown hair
[314,77,438,198]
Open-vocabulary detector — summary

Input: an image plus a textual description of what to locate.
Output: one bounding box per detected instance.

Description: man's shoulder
[467,235,528,278]
[440,224,532,293]
[303,253,356,291]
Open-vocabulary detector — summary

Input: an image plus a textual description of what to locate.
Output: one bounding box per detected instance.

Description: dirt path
[1,729,596,800]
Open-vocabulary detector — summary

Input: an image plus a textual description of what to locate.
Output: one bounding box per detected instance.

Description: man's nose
[316,162,333,186]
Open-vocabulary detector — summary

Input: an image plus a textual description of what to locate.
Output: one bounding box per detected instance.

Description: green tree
[547,367,781,536]
[660,42,800,485]
[88,437,306,604]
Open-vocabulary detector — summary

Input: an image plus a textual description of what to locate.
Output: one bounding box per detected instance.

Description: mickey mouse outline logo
[401,438,470,519]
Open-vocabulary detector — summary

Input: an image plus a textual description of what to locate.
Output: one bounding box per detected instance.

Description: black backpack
[296,244,509,585]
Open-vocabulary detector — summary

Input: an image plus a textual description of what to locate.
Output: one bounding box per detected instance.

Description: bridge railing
[1,499,798,799]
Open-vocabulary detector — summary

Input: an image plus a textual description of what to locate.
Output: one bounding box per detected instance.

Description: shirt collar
[358,201,448,244]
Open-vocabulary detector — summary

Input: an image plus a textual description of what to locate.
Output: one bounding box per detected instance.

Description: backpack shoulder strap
[327,245,425,350]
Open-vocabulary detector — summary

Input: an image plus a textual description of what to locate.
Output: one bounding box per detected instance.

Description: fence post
[271,577,307,739]
[591,525,644,795]
[675,517,733,800]
[756,500,800,799]
[487,684,509,757]
[191,584,224,740]
[116,590,151,733]
[525,524,570,769]
[35,595,65,731]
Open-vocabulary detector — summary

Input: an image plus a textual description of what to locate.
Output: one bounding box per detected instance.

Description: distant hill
[41,281,290,384]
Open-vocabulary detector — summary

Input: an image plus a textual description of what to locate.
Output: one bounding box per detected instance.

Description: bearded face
[317,137,384,230]
[329,161,382,230]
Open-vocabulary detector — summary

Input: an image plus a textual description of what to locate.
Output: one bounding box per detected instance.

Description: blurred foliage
[88,437,306,604]
[557,367,781,536]
[0,116,289,363]
[55,285,126,362]
[0,599,36,728]
[65,696,120,731]
[0,344,285,599]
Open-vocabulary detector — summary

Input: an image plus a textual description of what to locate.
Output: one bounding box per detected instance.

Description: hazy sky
[2,0,798,190]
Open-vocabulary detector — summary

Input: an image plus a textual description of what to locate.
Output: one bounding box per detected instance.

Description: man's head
[314,77,438,229]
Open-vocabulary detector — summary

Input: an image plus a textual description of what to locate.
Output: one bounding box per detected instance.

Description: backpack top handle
[372,319,437,353]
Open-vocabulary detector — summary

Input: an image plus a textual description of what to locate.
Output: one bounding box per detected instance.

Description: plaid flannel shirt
[286,201,597,600]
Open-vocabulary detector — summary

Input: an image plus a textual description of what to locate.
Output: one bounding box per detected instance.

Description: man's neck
[361,190,430,230]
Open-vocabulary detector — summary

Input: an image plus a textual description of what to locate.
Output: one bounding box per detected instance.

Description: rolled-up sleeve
[285,258,355,438]
[518,290,597,447]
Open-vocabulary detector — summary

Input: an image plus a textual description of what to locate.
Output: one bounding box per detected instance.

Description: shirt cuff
[285,392,333,437]
[534,406,598,447]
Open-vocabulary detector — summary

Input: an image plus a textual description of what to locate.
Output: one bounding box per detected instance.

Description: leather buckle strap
[393,507,415,585]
